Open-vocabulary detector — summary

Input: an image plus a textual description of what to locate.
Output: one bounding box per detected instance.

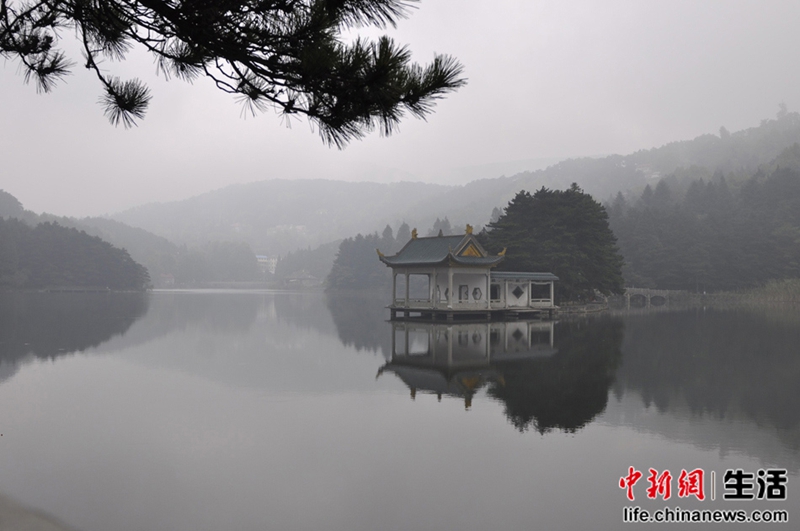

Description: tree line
[609,146,800,291]
[326,223,409,290]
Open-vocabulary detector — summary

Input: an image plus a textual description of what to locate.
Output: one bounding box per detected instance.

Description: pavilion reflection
[377,317,624,433]
[378,321,557,409]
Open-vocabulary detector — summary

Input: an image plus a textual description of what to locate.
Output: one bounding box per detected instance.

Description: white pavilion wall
[434,271,490,304]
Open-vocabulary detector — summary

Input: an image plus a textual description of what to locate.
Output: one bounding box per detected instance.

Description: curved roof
[379,233,504,268]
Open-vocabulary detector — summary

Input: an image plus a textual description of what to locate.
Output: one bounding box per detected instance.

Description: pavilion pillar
[430,268,436,308]
[392,272,397,305]
[404,271,410,308]
[550,282,554,307]
[447,268,453,309]
[486,272,491,310]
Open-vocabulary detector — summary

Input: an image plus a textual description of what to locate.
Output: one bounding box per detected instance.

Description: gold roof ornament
[411,228,418,239]
[376,248,385,258]
[465,223,473,234]
[498,247,507,256]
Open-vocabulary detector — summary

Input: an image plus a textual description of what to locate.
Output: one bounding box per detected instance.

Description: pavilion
[378,226,558,320]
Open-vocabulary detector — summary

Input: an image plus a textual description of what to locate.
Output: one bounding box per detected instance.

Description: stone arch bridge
[620,288,673,309]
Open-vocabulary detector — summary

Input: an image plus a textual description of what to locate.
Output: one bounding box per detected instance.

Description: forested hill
[110,111,800,259]
[0,190,273,287]
[0,218,149,290]
[0,191,178,285]
[609,144,800,291]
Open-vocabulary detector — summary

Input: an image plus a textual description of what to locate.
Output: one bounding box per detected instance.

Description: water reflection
[378,318,624,434]
[0,292,148,383]
[379,320,557,406]
[613,308,800,458]
[2,292,799,531]
[326,292,390,353]
[491,317,624,433]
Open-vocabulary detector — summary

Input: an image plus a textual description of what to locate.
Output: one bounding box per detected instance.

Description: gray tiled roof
[380,234,504,267]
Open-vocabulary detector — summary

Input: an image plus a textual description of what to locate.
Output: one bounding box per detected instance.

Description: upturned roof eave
[380,253,505,268]
[448,253,505,267]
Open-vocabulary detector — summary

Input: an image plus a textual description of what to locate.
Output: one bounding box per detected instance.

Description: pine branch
[1,0,465,143]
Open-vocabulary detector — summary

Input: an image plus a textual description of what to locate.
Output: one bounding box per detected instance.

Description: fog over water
[2,1,800,216]
[0,292,798,530]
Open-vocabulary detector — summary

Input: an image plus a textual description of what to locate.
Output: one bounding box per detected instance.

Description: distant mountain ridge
[110,111,800,258]
[113,179,452,256]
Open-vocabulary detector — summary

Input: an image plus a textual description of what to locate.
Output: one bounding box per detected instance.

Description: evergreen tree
[394,222,411,252]
[639,184,654,208]
[427,217,452,236]
[611,152,800,291]
[482,185,625,301]
[652,180,672,209]
[0,1,465,144]
[0,219,149,289]
[381,224,394,249]
[326,232,389,290]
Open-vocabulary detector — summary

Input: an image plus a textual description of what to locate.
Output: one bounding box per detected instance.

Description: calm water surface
[0,291,797,530]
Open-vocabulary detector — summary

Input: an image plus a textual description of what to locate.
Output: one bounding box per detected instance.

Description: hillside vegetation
[0,190,263,287]
[0,218,149,290]
[610,145,800,291]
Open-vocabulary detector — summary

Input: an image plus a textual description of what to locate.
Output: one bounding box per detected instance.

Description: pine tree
[381,224,394,249]
[326,231,388,290]
[0,1,465,145]
[427,217,452,236]
[394,222,410,251]
[482,185,625,300]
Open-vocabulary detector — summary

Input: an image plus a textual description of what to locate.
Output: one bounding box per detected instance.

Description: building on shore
[378,226,558,320]
[256,255,278,275]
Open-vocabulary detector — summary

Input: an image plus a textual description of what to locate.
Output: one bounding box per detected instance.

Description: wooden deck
[389,305,558,322]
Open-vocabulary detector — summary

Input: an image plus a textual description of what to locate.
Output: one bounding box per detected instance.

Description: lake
[0,291,797,530]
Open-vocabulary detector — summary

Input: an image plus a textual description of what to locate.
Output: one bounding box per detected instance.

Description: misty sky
[2,0,800,217]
